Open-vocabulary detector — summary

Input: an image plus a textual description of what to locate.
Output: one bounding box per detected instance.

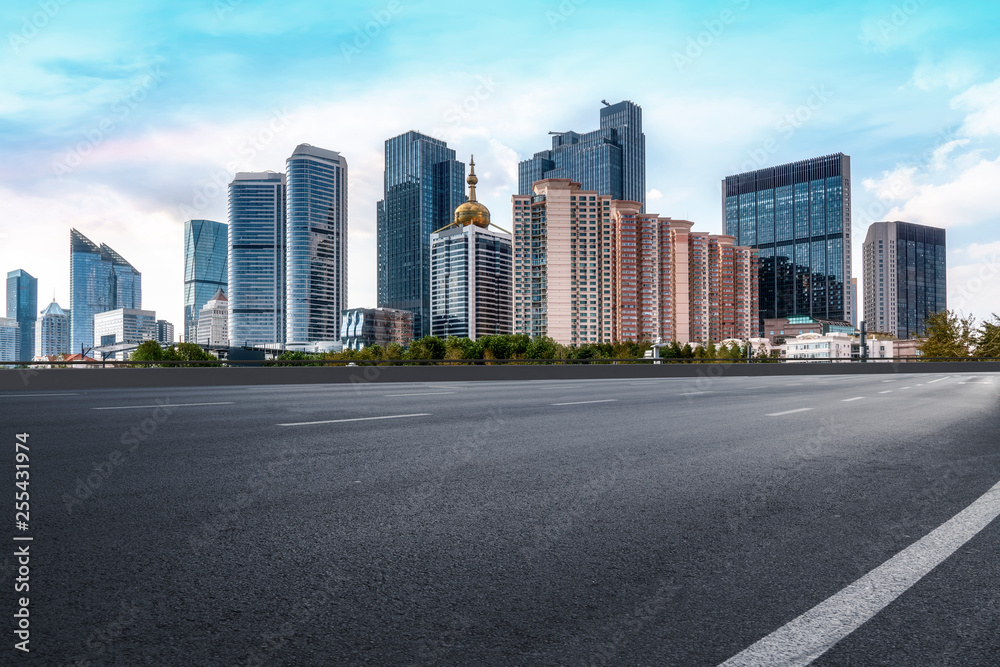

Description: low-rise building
[341,307,414,350]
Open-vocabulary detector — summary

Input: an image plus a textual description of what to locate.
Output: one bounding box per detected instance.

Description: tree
[130,340,165,364]
[975,314,1000,359]
[919,310,976,359]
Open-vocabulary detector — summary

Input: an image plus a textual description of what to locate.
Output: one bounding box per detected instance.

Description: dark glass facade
[377,132,466,338]
[895,223,947,339]
[183,220,228,343]
[69,229,141,353]
[518,100,645,208]
[6,269,37,360]
[285,144,348,345]
[228,172,286,347]
[722,153,852,331]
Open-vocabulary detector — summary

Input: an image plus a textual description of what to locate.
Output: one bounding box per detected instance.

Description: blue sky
[3,0,1000,331]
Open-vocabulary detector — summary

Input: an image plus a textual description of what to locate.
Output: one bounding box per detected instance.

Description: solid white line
[841,397,864,402]
[383,392,455,397]
[767,408,813,417]
[279,413,430,427]
[93,402,234,411]
[879,390,893,394]
[551,399,618,406]
[0,393,80,397]
[679,391,712,396]
[718,477,1000,667]
[927,376,950,384]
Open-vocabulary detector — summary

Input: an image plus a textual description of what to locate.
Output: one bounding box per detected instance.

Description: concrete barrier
[2,361,999,391]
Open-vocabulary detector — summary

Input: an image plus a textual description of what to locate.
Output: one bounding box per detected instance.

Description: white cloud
[953,77,1000,137]
[647,188,663,202]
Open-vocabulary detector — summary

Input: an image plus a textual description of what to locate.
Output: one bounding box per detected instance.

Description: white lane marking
[0,393,80,397]
[927,376,950,384]
[767,408,814,417]
[841,397,864,402]
[551,399,618,406]
[718,477,1000,667]
[383,392,456,397]
[279,413,430,427]
[881,380,896,383]
[679,391,711,396]
[902,386,912,390]
[879,390,893,394]
[93,402,234,411]
[747,386,768,390]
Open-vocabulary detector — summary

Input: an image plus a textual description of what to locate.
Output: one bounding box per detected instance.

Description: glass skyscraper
[722,153,853,330]
[377,132,466,338]
[183,219,228,343]
[863,221,946,339]
[228,172,286,347]
[285,144,348,346]
[518,100,646,208]
[69,229,141,354]
[6,269,37,361]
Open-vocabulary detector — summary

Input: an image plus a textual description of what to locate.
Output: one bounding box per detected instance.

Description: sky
[3,0,1000,333]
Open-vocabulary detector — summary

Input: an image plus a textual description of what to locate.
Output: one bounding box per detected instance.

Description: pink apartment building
[513,179,757,346]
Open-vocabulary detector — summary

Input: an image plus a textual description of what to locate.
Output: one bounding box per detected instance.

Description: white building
[785,332,856,361]
[156,320,175,345]
[197,289,229,347]
[93,308,157,360]
[0,317,19,363]
[35,300,71,357]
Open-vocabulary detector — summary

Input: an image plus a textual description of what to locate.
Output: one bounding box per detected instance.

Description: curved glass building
[228,172,286,348]
[285,144,348,346]
[69,229,141,354]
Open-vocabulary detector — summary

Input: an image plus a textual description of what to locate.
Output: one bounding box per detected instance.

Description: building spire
[467,155,478,202]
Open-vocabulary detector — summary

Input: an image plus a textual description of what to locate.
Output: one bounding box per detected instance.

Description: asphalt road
[3,371,1000,666]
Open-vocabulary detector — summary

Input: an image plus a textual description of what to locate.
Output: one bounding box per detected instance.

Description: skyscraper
[197,289,229,347]
[285,144,348,346]
[156,320,175,345]
[228,172,286,348]
[6,269,37,361]
[722,153,853,331]
[518,100,646,208]
[863,221,946,339]
[430,158,513,340]
[36,300,70,357]
[513,179,757,346]
[378,131,466,338]
[0,318,18,363]
[70,229,141,354]
[184,219,228,343]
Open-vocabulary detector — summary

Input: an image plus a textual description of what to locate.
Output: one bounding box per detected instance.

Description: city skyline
[3,1,1000,332]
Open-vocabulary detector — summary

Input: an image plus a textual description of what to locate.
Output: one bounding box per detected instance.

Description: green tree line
[919,310,1000,359]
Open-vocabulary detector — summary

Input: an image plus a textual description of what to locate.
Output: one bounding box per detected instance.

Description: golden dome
[453,155,491,228]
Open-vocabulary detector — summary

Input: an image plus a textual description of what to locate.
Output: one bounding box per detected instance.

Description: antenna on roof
[601,100,611,107]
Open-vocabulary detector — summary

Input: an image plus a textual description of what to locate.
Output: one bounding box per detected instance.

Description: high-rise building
[722,153,853,332]
[863,221,946,339]
[35,300,70,357]
[197,289,229,347]
[184,220,228,343]
[156,320,175,345]
[94,308,156,360]
[378,132,467,338]
[70,229,141,354]
[851,278,858,329]
[286,144,348,347]
[513,179,757,346]
[340,308,414,350]
[228,172,286,348]
[0,318,19,362]
[518,100,646,208]
[430,158,513,340]
[6,269,37,361]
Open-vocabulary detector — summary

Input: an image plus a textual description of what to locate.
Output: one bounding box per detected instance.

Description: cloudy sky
[2,0,1000,331]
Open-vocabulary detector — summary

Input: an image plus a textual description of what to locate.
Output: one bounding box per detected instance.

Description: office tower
[35,300,71,357]
[6,269,37,361]
[184,220,228,343]
[340,308,414,350]
[197,289,229,347]
[863,221,946,339]
[156,320,175,345]
[518,100,646,208]
[93,308,156,360]
[512,179,756,346]
[851,278,858,329]
[228,172,286,348]
[722,153,853,331]
[285,144,348,347]
[378,132,466,338]
[70,229,142,354]
[0,318,19,362]
[430,158,513,340]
